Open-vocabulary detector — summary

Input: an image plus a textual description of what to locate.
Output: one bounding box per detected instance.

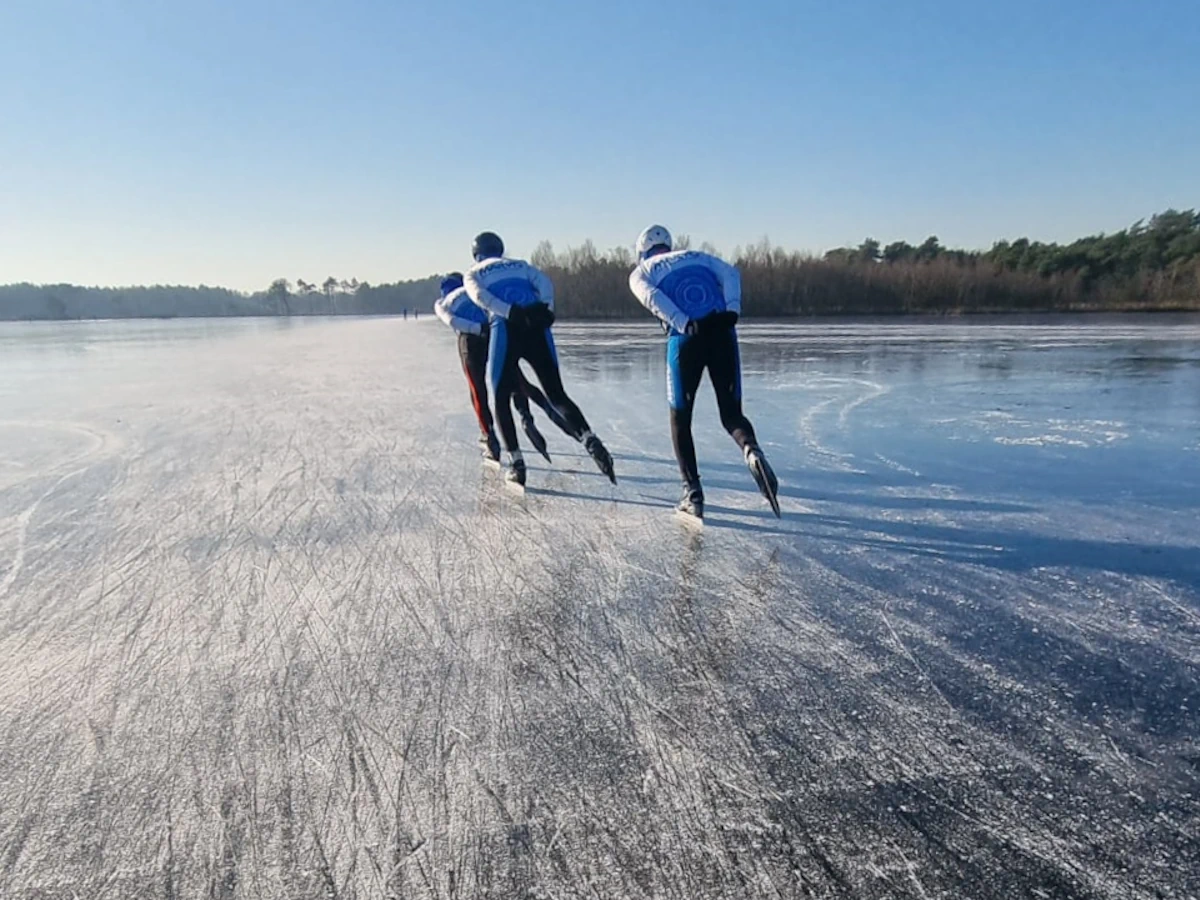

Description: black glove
[697,310,739,334]
[682,319,700,336]
[527,303,555,329]
[478,321,491,340]
[507,305,530,330]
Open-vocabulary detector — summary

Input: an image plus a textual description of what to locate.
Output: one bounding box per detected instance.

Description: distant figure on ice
[464,232,616,488]
[402,308,408,320]
[627,225,779,521]
[433,273,567,464]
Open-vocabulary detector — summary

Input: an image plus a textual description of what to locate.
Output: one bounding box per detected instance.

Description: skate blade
[763,475,782,518]
[526,438,551,463]
[758,484,781,518]
[588,447,617,484]
[750,463,781,518]
[761,476,781,517]
[504,480,527,494]
[675,509,704,528]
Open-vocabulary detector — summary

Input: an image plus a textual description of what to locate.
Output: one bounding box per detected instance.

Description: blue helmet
[472,231,504,261]
[440,272,463,296]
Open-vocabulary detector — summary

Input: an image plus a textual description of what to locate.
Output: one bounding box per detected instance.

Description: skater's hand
[527,303,555,329]
[507,305,530,330]
[683,319,700,336]
[696,311,738,334]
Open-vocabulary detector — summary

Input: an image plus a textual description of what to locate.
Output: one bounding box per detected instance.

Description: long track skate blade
[587,443,617,485]
[764,487,781,518]
[749,459,781,518]
[526,433,551,464]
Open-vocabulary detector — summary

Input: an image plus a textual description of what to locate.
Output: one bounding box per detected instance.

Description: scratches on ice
[0,317,1197,899]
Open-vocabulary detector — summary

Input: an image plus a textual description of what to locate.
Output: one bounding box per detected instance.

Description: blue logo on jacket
[659,263,726,320]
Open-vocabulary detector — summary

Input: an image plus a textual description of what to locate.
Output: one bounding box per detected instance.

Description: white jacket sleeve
[434,295,483,335]
[530,265,555,312]
[464,269,511,319]
[629,266,690,334]
[713,257,742,316]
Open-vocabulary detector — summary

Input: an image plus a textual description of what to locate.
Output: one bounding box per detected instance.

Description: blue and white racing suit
[434,285,490,336]
[628,249,742,337]
[464,257,555,321]
[434,286,497,435]
[434,285,571,441]
[628,250,757,487]
[464,257,589,452]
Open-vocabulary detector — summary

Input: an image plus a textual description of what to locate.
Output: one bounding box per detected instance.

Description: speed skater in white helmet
[628,225,779,520]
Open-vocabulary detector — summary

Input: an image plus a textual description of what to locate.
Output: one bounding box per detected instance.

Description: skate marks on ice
[0,420,122,603]
[0,317,1197,899]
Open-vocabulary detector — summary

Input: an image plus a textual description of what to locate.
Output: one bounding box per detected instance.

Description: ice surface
[0,316,1198,898]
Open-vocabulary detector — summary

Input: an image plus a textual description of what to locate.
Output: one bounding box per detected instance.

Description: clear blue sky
[2,0,1198,290]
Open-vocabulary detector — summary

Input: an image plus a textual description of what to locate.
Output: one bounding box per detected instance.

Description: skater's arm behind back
[529,264,555,312]
[465,263,511,319]
[629,264,690,334]
[435,289,486,335]
[707,254,742,316]
[467,259,553,318]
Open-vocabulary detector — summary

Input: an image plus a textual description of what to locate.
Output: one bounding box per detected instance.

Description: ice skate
[744,444,780,517]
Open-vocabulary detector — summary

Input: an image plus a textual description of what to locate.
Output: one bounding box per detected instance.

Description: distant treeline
[3,210,1198,321]
[0,276,439,321]
[541,208,1200,318]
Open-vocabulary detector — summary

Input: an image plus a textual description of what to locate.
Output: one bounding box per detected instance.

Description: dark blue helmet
[440,272,464,296]
[472,231,504,261]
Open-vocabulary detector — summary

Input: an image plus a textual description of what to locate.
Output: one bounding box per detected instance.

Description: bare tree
[531,241,557,270]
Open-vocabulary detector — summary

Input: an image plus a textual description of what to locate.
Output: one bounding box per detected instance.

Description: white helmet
[636,225,672,259]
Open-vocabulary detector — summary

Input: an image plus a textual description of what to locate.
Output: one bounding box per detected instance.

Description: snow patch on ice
[968,413,1131,449]
[996,435,1091,448]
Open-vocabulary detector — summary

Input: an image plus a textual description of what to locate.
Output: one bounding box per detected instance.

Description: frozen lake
[1,315,1198,898]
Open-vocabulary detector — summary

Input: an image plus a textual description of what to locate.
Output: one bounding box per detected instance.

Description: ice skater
[464,232,616,488]
[627,225,779,520]
[433,273,570,464]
